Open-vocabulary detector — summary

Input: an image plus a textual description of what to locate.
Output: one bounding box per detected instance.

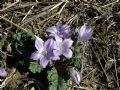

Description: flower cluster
[31,24,93,68]
[47,24,73,38]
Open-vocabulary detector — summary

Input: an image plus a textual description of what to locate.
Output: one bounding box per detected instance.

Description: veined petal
[44,38,55,50]
[78,33,88,41]
[30,51,41,60]
[63,39,73,48]
[0,68,7,77]
[47,26,58,34]
[59,24,71,33]
[35,36,44,51]
[79,25,86,37]
[52,40,58,49]
[63,49,73,58]
[68,67,80,85]
[55,35,62,42]
[49,34,56,38]
[39,57,49,68]
[51,55,60,61]
[88,28,93,36]
[78,24,93,41]
[78,30,92,41]
[56,24,73,38]
[53,49,62,56]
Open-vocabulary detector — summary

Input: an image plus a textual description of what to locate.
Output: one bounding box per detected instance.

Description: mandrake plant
[0,0,120,90]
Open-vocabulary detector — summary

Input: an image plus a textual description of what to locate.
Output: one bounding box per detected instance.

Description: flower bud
[0,67,7,78]
[78,23,93,41]
[68,67,80,85]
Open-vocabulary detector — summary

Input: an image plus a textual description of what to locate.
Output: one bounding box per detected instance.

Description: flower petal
[47,26,57,34]
[35,36,44,51]
[63,49,73,58]
[53,49,62,56]
[55,35,62,43]
[39,57,49,68]
[68,67,80,85]
[60,25,72,36]
[49,34,56,38]
[87,28,93,38]
[78,33,88,41]
[78,24,93,41]
[44,38,55,50]
[63,39,73,48]
[0,68,7,77]
[78,31,92,41]
[51,55,60,61]
[79,24,87,37]
[30,51,41,60]
[49,51,60,61]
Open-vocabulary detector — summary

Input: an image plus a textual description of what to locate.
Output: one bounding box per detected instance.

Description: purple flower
[31,36,59,68]
[78,23,93,41]
[0,67,7,78]
[47,24,73,38]
[68,67,80,85]
[53,36,73,58]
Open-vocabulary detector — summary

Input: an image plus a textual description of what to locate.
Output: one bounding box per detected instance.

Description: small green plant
[29,62,43,73]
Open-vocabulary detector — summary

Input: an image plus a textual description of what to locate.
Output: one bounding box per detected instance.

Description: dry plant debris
[0,0,120,90]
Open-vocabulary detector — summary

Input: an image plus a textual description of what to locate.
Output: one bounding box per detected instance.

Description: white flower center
[42,50,48,56]
[57,45,63,51]
[56,31,60,35]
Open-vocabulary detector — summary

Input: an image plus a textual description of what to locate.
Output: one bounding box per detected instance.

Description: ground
[0,0,120,90]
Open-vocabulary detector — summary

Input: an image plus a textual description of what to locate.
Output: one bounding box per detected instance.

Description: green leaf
[12,31,34,54]
[13,32,22,42]
[74,43,82,53]
[29,62,43,73]
[47,67,68,90]
[47,67,58,90]
[57,76,68,90]
[26,31,34,38]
